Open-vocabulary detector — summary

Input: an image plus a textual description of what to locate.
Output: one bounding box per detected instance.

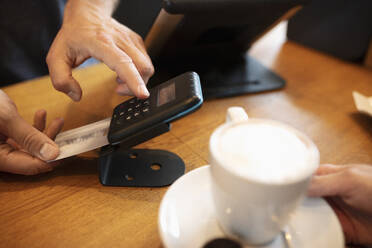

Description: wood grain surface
[1,23,372,248]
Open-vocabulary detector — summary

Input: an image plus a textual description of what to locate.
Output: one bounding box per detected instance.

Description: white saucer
[159,166,344,248]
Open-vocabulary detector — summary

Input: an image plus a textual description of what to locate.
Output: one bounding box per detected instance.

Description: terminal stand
[149,54,285,99]
[98,123,185,187]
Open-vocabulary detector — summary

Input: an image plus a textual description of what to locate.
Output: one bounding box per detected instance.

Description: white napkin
[352,91,372,117]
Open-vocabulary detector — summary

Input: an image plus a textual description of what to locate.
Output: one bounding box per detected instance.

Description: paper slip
[352,91,372,117]
[51,118,111,161]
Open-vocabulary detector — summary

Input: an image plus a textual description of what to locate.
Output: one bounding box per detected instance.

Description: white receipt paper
[352,91,372,117]
[51,118,111,161]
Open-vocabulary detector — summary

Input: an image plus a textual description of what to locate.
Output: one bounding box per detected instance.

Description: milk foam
[217,122,315,184]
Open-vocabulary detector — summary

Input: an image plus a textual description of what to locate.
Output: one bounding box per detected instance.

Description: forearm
[64,0,119,25]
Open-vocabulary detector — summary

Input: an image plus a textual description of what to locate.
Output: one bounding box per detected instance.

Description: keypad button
[127,107,133,112]
[143,100,150,105]
[135,103,141,108]
[125,115,132,120]
[119,111,125,116]
[142,107,149,113]
[129,99,136,104]
[134,111,140,117]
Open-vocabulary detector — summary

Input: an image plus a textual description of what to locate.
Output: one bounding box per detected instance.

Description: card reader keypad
[113,98,151,127]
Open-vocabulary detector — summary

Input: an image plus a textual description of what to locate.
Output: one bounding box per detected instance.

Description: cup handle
[226,107,249,123]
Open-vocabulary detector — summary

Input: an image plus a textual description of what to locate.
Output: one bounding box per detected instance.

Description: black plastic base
[149,54,285,99]
[99,148,185,187]
[98,122,185,187]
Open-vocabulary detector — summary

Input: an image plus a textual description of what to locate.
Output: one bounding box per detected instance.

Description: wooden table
[1,24,372,248]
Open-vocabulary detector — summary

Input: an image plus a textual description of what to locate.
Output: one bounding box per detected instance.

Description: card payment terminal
[108,72,203,145]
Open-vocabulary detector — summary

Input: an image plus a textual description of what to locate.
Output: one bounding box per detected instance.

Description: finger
[315,164,348,176]
[115,38,154,83]
[44,118,64,140]
[116,84,133,96]
[0,145,53,175]
[131,34,148,56]
[33,109,47,131]
[118,62,150,99]
[113,19,148,55]
[46,50,83,102]
[130,34,155,82]
[7,115,59,161]
[116,77,135,95]
[92,42,150,99]
[116,76,125,85]
[307,172,350,197]
[114,20,150,59]
[5,138,22,150]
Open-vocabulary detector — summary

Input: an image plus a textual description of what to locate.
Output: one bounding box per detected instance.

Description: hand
[308,164,372,246]
[46,0,154,101]
[0,90,64,175]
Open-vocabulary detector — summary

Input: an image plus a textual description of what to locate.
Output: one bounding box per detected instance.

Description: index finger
[315,164,348,176]
[92,42,150,99]
[308,172,350,197]
[45,118,64,140]
[33,109,47,131]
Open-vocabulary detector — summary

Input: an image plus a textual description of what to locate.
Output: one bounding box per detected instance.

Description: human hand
[0,90,64,175]
[46,0,154,101]
[308,163,372,246]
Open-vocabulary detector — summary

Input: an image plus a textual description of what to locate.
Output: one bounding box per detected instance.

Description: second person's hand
[308,163,372,246]
[0,90,64,175]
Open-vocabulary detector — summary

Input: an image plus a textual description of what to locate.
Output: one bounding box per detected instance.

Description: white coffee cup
[209,107,319,245]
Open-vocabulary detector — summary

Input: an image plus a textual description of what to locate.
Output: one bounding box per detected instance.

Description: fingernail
[40,143,59,161]
[140,85,150,97]
[68,91,80,101]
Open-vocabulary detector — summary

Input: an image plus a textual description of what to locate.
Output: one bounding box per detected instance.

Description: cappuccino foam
[215,121,316,184]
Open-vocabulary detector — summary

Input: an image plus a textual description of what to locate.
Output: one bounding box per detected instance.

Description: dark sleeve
[0,0,66,86]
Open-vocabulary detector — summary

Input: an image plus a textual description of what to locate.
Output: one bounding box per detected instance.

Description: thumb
[7,115,60,161]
